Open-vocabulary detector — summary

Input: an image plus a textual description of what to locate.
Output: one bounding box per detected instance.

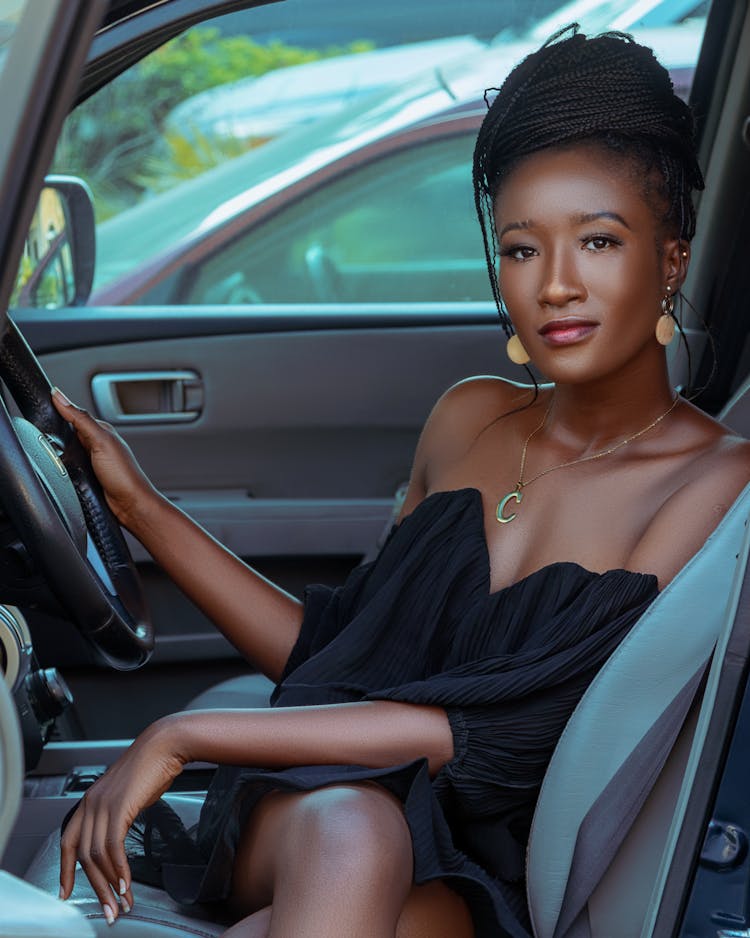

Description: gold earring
[656,292,675,346]
[506,334,530,365]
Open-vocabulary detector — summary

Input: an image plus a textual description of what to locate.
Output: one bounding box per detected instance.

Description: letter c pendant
[496,490,522,524]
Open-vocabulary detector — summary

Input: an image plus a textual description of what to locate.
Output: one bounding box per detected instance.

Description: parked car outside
[88,19,705,308]
[163,36,486,148]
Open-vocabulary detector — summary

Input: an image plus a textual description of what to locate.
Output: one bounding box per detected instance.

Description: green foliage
[9,254,32,307]
[135,128,257,198]
[52,27,374,222]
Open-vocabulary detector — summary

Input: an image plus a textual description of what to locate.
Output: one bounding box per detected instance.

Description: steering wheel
[0,319,152,670]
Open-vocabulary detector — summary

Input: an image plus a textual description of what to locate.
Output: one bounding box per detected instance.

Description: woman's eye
[583,235,620,251]
[502,245,537,261]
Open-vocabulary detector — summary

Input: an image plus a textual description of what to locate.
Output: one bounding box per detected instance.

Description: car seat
[526,480,750,937]
[720,374,750,438]
[20,477,750,937]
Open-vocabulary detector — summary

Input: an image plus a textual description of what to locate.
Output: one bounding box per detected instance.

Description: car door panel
[30,319,507,497]
[19,308,508,668]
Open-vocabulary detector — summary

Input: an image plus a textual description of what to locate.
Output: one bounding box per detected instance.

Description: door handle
[90,371,203,424]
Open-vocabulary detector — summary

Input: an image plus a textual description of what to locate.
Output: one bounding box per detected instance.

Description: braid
[473,26,705,329]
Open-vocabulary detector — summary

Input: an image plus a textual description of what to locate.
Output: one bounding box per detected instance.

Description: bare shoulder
[665,406,750,510]
[421,375,536,467]
[628,419,750,586]
[399,375,538,516]
[433,374,534,426]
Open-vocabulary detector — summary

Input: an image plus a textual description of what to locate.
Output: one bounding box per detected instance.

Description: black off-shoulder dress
[146,487,659,938]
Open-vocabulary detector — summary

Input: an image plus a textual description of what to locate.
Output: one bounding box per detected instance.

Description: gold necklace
[496,394,680,524]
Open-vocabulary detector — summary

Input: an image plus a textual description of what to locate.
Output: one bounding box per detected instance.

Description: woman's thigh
[228,784,474,937]
[397,881,475,938]
[224,887,475,938]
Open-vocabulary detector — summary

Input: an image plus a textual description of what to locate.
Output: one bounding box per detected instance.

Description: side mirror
[11,175,95,309]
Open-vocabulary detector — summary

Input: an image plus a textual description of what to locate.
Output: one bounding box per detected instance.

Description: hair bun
[477,27,703,199]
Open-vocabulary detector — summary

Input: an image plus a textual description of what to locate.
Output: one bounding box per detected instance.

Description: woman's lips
[538,319,598,346]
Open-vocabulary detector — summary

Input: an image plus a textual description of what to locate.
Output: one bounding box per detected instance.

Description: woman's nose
[537,250,585,307]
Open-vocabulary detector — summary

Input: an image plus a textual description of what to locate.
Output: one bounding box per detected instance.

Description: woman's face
[493,144,683,385]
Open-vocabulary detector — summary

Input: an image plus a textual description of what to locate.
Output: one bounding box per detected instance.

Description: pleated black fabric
[155,488,659,937]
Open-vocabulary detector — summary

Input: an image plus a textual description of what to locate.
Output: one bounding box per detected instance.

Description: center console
[1,605,214,878]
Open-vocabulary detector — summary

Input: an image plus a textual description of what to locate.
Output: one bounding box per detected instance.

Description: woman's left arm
[59,702,453,916]
[172,701,453,773]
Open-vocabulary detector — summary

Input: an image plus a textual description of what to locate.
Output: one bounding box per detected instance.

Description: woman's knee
[279,784,413,881]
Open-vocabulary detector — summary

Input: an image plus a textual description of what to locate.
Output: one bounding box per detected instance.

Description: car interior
[2,0,750,935]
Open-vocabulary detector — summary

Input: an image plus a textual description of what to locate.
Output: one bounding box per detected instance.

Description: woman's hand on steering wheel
[59,717,187,923]
[51,388,160,532]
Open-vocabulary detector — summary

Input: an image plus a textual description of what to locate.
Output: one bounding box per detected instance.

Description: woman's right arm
[52,389,302,683]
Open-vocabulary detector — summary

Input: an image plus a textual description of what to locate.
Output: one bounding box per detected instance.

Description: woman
[54,27,750,938]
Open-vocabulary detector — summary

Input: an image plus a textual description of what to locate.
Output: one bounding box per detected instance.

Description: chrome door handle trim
[91,370,203,424]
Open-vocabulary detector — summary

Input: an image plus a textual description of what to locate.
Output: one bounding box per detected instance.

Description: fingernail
[119,877,127,896]
[58,886,65,900]
[120,897,131,914]
[52,387,71,406]
[103,904,115,925]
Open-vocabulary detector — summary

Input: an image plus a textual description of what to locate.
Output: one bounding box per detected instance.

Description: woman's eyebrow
[574,211,631,229]
[498,219,533,238]
[498,211,630,239]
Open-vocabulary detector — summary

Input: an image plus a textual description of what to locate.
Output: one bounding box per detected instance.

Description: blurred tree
[52,27,373,221]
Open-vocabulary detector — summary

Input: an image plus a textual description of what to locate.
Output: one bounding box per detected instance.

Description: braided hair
[473,26,705,339]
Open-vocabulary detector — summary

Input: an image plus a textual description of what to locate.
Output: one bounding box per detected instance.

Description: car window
[180,134,492,305]
[0,1,26,80]
[11,1,710,311]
